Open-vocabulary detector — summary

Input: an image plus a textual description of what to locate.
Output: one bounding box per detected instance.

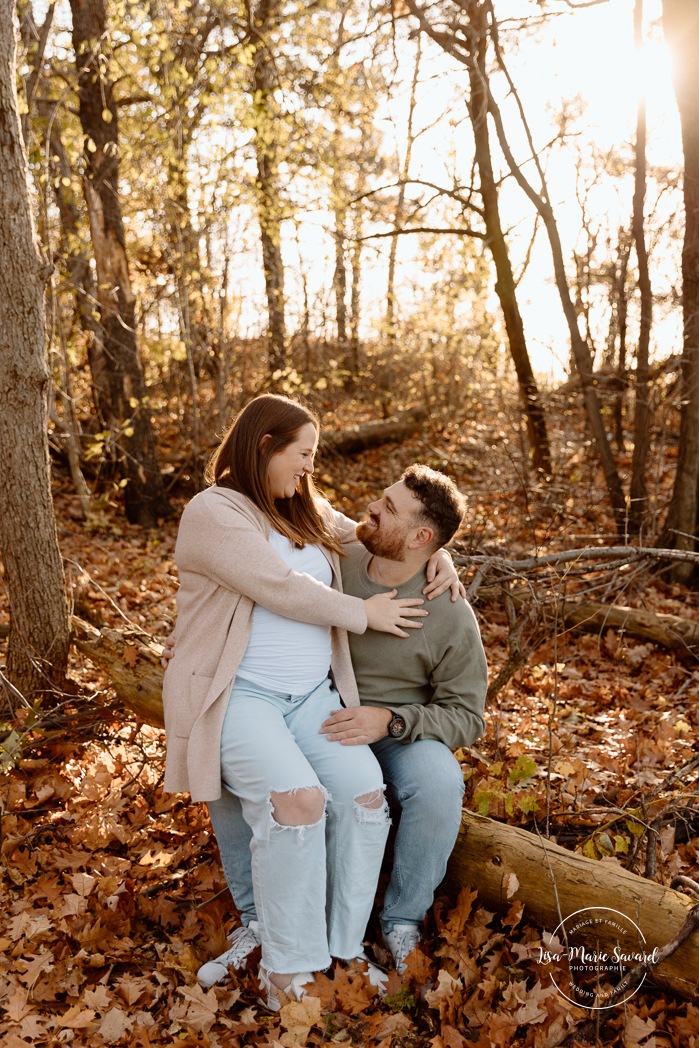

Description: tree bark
[444,811,699,1000]
[348,201,363,379]
[246,0,287,375]
[42,103,111,421]
[0,1,70,699]
[611,228,631,453]
[385,37,422,358]
[19,4,110,421]
[629,0,653,535]
[69,0,170,527]
[155,6,223,476]
[332,185,349,355]
[71,617,165,727]
[166,141,204,479]
[557,598,699,653]
[658,0,699,579]
[463,2,552,479]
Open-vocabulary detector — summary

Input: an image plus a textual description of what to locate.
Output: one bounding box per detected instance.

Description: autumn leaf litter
[1,410,698,1047]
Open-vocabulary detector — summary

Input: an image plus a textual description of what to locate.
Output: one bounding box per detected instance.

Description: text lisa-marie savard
[536,946,660,966]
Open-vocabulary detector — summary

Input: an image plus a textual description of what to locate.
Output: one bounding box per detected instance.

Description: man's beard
[356,517,407,561]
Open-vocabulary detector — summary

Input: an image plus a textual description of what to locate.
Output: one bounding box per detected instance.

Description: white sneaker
[382,924,422,975]
[258,966,315,1011]
[197,921,261,987]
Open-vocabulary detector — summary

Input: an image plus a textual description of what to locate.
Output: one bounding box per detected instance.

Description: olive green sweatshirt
[340,543,487,748]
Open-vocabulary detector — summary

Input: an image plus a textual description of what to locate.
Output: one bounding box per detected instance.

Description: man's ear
[409,526,435,551]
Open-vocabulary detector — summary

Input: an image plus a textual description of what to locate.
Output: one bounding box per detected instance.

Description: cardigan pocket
[175,672,215,737]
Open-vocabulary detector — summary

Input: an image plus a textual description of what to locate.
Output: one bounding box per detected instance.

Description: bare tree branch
[359,224,485,241]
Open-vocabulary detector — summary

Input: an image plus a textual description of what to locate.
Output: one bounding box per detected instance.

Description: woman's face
[266,421,318,500]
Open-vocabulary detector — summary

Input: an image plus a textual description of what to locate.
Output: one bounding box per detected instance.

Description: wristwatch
[387,712,407,739]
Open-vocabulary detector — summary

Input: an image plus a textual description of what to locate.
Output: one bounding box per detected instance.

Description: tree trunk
[41,103,111,422]
[481,0,626,525]
[464,3,552,479]
[404,0,627,522]
[444,811,699,1000]
[332,186,348,354]
[556,597,699,652]
[386,37,422,358]
[69,0,170,527]
[348,203,363,379]
[629,0,653,535]
[658,0,699,579]
[247,0,287,375]
[611,228,631,453]
[0,1,70,700]
[18,4,110,421]
[166,141,204,480]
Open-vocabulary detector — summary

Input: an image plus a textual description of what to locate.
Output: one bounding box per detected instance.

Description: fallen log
[320,406,427,456]
[473,586,699,656]
[71,616,165,727]
[444,810,699,999]
[557,599,699,654]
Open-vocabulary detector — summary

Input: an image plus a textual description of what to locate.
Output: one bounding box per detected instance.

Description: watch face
[389,715,406,738]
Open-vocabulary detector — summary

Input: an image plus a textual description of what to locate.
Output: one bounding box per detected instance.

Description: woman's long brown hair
[205,394,344,554]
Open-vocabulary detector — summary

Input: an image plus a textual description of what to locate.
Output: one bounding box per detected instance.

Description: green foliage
[0,728,24,772]
[508,754,538,787]
[470,756,542,821]
[581,829,633,860]
[383,986,417,1014]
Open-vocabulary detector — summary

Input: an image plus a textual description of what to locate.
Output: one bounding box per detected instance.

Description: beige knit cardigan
[162,486,367,801]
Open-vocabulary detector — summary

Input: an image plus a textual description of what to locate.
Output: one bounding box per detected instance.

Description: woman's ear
[259,433,272,453]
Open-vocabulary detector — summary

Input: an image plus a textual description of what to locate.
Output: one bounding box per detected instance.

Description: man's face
[356,480,423,561]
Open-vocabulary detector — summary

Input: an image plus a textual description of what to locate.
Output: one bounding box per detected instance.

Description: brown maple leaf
[443,886,478,940]
[122,643,139,667]
[381,968,405,999]
[424,968,464,1027]
[330,967,375,1014]
[300,967,338,1009]
[278,994,323,1043]
[402,944,435,986]
[365,1010,414,1040]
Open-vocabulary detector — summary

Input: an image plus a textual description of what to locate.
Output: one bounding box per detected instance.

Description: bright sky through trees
[25,0,684,385]
[359,0,684,383]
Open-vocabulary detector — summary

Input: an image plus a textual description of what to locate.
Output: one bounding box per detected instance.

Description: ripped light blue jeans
[218,675,390,975]
[211,736,465,939]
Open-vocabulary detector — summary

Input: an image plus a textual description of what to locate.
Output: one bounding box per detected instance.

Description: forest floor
[1,390,698,1048]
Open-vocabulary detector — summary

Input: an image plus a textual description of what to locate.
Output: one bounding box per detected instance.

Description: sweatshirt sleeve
[176,494,368,635]
[393,601,487,747]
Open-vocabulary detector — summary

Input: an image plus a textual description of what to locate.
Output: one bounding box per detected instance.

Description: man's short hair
[401,464,466,550]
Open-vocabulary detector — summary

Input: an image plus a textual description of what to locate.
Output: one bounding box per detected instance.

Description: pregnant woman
[163,394,451,1008]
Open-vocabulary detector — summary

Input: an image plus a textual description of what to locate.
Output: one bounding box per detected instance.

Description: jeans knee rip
[354,788,390,825]
[267,785,329,840]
